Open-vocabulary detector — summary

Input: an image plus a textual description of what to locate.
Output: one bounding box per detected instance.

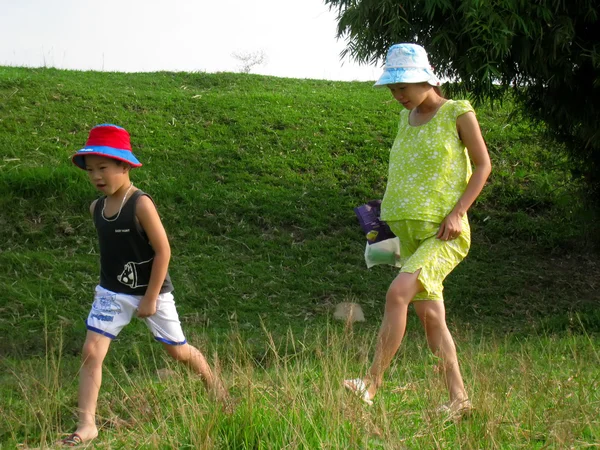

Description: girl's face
[387,83,431,109]
[84,155,131,196]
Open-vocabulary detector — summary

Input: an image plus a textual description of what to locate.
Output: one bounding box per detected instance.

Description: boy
[60,124,227,446]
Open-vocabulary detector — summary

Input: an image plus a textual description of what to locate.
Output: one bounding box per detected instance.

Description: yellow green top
[381,100,474,223]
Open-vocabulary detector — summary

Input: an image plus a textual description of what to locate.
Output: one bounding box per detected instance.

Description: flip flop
[60,433,83,447]
[436,398,473,420]
[343,378,374,405]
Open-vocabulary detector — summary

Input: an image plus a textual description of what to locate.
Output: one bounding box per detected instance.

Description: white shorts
[86,285,187,345]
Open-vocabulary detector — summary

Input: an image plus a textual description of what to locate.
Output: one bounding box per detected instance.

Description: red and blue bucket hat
[72,124,142,169]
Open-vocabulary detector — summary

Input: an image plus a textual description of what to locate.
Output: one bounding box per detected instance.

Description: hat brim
[72,146,142,169]
[374,67,441,88]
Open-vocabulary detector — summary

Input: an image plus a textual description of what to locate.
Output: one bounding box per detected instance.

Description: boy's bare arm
[135,195,171,317]
[89,199,98,217]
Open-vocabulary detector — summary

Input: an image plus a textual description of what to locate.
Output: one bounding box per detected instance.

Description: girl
[344,43,491,416]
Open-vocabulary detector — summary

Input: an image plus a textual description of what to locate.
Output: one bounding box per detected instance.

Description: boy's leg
[162,342,228,400]
[62,286,134,444]
[362,270,423,398]
[72,331,112,442]
[413,300,467,403]
[145,292,229,401]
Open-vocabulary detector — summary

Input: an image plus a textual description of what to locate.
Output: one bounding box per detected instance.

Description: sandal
[343,378,374,405]
[437,398,473,419]
[60,433,83,447]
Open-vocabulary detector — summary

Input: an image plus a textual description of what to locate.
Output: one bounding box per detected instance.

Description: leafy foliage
[325,0,600,190]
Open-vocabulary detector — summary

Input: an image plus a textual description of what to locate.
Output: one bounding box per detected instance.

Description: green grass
[1,66,599,448]
[2,324,599,448]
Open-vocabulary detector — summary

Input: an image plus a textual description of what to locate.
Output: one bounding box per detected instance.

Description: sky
[0,0,381,82]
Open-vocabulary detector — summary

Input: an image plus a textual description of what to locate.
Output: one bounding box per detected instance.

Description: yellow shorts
[387,216,470,302]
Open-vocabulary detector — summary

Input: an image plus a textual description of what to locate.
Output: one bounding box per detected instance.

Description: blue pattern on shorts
[90,293,121,322]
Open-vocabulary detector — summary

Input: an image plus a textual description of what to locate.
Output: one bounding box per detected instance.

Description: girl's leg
[73,331,112,442]
[413,300,468,403]
[362,270,424,398]
[162,342,228,401]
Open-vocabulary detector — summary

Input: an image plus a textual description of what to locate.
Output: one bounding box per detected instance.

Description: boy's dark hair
[83,155,129,167]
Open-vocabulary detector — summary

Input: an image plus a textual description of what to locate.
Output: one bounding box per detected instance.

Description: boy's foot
[343,378,374,405]
[436,398,473,420]
[220,395,239,415]
[211,384,231,404]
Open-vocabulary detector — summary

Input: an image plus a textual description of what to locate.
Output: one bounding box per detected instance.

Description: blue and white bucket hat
[374,43,442,88]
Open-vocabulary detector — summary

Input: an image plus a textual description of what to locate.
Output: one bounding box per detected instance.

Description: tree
[325,0,600,189]
[231,50,268,74]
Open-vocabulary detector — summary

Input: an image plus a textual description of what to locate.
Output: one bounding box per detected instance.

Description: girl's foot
[437,398,473,419]
[343,378,375,405]
[58,425,98,446]
[59,433,83,447]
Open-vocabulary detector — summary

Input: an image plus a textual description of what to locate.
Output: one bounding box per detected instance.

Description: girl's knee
[419,308,445,330]
[386,272,422,308]
[385,284,412,308]
[415,307,448,351]
[415,301,447,329]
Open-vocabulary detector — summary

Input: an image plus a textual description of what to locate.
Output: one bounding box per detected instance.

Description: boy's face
[84,155,131,195]
[387,82,431,110]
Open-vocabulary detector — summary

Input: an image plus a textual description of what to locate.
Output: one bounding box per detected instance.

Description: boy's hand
[136,296,158,318]
[437,211,463,241]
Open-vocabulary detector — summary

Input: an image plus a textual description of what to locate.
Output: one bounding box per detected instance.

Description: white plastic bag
[364,237,401,268]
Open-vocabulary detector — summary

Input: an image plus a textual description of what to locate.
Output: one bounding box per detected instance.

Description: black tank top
[94,189,173,295]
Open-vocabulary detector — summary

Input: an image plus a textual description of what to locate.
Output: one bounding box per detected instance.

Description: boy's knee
[165,343,191,362]
[81,343,105,366]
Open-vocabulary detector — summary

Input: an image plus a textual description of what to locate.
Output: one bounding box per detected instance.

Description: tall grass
[1,318,599,448]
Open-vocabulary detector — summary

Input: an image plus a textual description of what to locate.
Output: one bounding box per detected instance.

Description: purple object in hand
[354,200,396,245]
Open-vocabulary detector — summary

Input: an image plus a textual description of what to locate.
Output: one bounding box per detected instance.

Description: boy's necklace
[102,184,134,222]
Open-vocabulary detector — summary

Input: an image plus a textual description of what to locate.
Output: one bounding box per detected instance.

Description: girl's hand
[136,296,158,318]
[437,211,463,241]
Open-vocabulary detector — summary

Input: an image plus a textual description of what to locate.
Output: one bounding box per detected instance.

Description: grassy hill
[1,67,599,448]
